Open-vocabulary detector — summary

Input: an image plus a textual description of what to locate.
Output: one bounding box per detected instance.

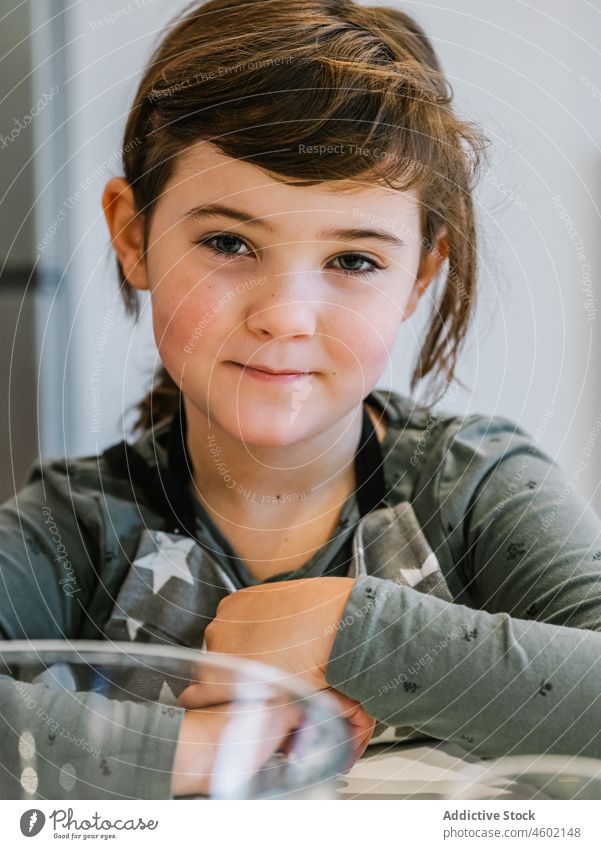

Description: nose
[244,271,318,340]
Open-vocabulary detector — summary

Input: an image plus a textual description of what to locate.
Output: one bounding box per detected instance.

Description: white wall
[32,0,185,457]
[374,0,601,513]
[32,0,601,510]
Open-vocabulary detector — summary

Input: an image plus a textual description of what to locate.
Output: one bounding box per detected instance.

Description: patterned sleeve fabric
[325,412,601,759]
[0,676,183,799]
[0,461,184,799]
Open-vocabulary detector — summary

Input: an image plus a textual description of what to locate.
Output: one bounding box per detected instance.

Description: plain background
[2,0,600,512]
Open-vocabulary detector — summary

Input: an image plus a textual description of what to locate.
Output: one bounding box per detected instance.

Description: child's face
[109,143,445,445]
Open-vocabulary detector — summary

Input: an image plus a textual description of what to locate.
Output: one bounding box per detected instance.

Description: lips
[228,361,314,383]
[234,362,311,375]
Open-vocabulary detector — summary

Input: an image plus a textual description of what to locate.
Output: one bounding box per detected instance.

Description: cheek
[149,272,223,371]
[325,295,402,377]
[146,238,221,340]
[151,286,187,355]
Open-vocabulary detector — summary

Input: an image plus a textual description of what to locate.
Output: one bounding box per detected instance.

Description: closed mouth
[233,362,313,375]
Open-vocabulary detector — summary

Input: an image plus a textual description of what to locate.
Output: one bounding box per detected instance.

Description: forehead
[164,142,421,224]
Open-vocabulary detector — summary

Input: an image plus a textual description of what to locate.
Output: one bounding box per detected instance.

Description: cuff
[324,575,402,710]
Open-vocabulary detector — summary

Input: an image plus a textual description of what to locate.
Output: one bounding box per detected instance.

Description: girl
[2,0,601,800]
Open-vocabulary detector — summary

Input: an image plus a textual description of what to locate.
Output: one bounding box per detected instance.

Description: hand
[204,577,357,690]
[178,577,376,767]
[177,686,374,776]
[171,700,303,797]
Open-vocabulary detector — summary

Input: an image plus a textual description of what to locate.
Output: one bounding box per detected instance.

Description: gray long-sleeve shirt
[2,389,601,799]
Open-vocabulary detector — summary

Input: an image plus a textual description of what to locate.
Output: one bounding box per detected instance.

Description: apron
[101,393,453,743]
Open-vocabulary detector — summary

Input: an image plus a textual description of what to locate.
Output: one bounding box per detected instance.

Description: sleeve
[0,457,103,639]
[0,459,184,799]
[0,676,184,799]
[325,413,601,759]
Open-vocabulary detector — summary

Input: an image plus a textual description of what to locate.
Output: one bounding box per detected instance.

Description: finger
[178,680,237,709]
[209,700,304,795]
[345,707,376,743]
[248,702,305,769]
[339,716,376,773]
[352,716,377,759]
[323,689,374,737]
[324,688,369,718]
[178,677,293,710]
[323,690,376,769]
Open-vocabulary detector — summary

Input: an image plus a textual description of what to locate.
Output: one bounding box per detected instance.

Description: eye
[193,235,385,278]
[330,253,384,277]
[194,232,252,259]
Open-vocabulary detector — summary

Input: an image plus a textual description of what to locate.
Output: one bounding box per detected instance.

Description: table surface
[335,741,601,801]
[335,739,490,800]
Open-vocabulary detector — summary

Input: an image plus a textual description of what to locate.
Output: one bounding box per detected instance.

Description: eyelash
[193,232,386,278]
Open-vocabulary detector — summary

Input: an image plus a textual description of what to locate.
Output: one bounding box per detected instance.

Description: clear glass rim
[0,639,351,798]
[0,638,343,714]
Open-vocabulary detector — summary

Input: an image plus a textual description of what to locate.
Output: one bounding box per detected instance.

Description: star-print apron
[101,393,454,745]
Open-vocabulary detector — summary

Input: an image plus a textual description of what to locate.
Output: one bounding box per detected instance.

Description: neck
[182,398,373,519]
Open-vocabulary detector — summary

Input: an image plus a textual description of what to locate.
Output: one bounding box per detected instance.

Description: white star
[158,680,178,706]
[398,552,440,587]
[124,616,144,640]
[133,532,196,594]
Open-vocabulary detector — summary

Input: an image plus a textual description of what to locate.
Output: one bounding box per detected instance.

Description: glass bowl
[0,640,352,800]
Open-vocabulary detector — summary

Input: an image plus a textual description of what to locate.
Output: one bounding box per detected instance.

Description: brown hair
[116,0,488,433]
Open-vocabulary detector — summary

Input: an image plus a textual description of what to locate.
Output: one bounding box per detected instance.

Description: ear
[404,225,448,319]
[102,177,149,291]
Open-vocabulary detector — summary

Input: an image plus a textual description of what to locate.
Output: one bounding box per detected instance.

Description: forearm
[325,575,601,759]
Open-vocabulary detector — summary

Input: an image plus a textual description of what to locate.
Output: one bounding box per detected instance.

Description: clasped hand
[171,577,376,796]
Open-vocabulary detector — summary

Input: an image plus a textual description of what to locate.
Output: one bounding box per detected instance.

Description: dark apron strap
[103,393,388,538]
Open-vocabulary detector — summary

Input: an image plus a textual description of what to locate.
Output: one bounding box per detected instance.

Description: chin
[216,402,317,447]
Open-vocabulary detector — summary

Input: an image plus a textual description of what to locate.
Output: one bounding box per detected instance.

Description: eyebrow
[182,203,407,249]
